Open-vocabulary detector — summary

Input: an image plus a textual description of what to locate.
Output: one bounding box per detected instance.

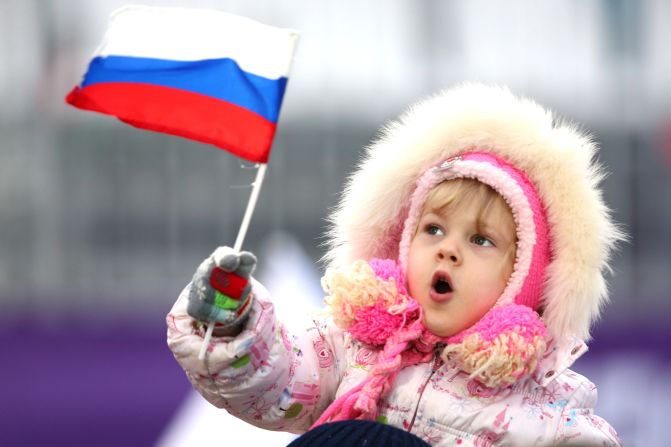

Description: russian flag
[66,5,299,163]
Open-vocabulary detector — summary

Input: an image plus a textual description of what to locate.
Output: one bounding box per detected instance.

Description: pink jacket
[167,280,621,446]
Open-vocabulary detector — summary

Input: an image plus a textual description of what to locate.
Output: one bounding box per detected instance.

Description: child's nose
[437,240,462,265]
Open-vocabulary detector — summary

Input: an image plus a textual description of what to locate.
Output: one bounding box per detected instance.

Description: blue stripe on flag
[81,55,287,123]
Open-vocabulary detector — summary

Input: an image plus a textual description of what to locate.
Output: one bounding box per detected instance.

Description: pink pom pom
[442,304,548,387]
[349,302,405,346]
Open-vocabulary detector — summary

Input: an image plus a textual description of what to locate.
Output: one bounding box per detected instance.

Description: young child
[167,84,623,446]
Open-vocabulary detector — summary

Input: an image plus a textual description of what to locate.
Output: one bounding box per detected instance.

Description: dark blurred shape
[287,420,431,447]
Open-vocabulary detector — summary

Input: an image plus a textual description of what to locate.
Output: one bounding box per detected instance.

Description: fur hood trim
[324,83,624,341]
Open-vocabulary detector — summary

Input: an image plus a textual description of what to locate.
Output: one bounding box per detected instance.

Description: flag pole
[198,163,268,360]
[232,163,267,253]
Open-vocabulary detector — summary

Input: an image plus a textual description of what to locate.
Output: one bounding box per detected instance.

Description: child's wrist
[196,293,253,337]
[209,314,249,337]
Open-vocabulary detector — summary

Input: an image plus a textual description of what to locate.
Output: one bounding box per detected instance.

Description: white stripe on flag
[95,5,300,79]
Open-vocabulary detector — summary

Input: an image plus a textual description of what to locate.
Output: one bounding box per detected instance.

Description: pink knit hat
[398,151,551,314]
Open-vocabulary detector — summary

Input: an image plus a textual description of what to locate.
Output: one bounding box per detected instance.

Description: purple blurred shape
[0,317,191,447]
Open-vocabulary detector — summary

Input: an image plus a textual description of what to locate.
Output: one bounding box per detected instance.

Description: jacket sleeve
[552,372,622,446]
[166,278,348,433]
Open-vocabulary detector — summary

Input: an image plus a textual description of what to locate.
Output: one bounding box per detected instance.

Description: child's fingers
[212,246,240,272]
[238,251,258,273]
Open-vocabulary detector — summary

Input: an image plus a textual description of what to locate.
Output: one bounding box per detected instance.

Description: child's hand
[186,247,257,333]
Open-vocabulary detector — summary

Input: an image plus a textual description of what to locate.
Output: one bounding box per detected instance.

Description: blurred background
[1,0,670,445]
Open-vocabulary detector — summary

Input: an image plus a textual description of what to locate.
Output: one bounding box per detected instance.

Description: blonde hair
[419,178,517,273]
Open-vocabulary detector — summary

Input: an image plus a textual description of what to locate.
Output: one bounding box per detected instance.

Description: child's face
[406,184,516,337]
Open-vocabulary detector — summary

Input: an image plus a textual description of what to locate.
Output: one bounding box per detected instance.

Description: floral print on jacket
[167,280,621,446]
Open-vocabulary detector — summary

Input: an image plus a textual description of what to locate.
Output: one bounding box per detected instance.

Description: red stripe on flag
[66,82,276,163]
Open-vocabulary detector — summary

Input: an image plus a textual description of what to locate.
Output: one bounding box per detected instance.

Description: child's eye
[471,234,494,247]
[426,224,444,236]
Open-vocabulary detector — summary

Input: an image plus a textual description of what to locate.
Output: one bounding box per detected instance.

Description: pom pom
[323,260,399,328]
[323,259,418,346]
[348,302,405,346]
[442,304,548,388]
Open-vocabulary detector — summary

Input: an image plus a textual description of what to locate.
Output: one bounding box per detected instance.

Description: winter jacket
[167,280,621,446]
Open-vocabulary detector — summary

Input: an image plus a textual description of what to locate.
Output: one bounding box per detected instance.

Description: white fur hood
[324,83,624,341]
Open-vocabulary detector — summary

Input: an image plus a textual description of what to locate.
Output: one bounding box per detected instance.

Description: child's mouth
[430,271,453,301]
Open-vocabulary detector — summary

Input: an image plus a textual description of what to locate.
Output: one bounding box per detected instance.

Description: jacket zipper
[407,355,441,432]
